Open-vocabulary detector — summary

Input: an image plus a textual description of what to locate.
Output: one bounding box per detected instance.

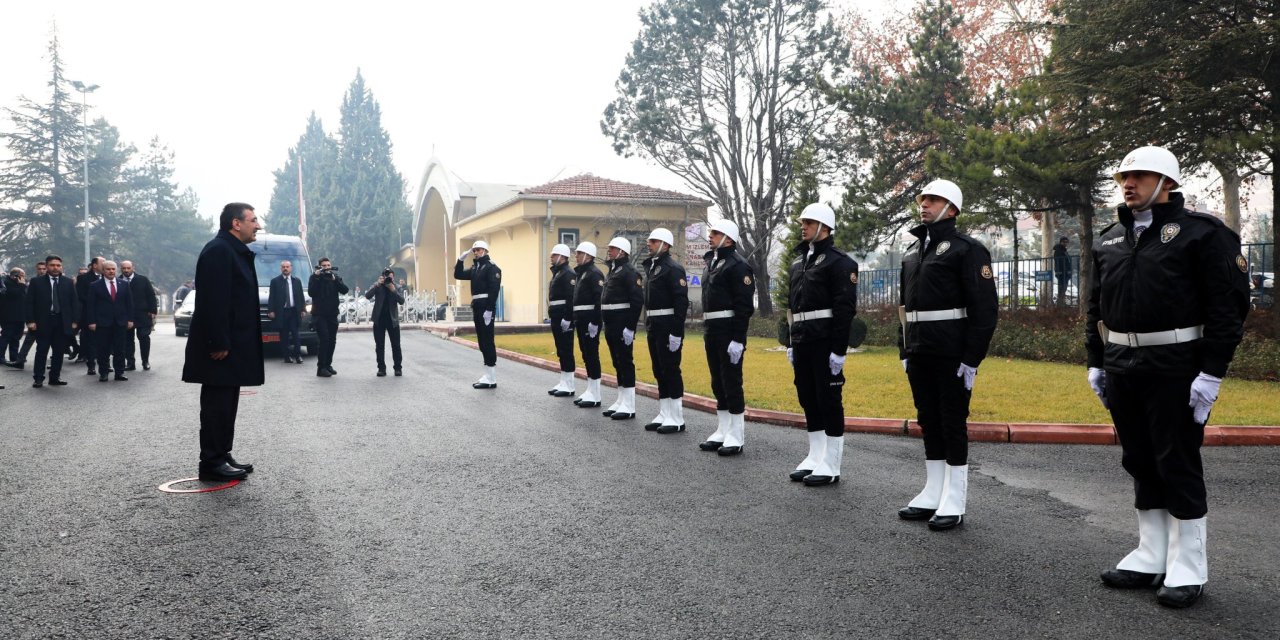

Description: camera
[382,268,395,286]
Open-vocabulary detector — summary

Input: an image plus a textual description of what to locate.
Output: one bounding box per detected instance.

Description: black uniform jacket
[897,217,999,366]
[268,274,305,323]
[365,283,406,328]
[787,235,859,355]
[601,255,644,332]
[1086,193,1249,378]
[642,251,689,337]
[126,274,159,328]
[25,274,80,335]
[183,230,265,387]
[548,261,576,323]
[454,255,501,312]
[571,261,605,326]
[308,271,349,318]
[701,245,756,343]
[1,277,26,324]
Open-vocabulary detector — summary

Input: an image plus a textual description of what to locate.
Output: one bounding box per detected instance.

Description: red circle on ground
[157,477,241,494]
[239,390,257,396]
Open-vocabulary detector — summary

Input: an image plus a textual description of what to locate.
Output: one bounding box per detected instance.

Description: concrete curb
[445,336,1280,446]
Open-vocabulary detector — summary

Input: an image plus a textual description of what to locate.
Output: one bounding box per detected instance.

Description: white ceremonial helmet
[916,179,964,214]
[798,202,836,230]
[1113,146,1181,186]
[550,243,572,258]
[575,242,598,259]
[709,219,741,244]
[470,240,489,251]
[647,227,675,247]
[608,237,632,255]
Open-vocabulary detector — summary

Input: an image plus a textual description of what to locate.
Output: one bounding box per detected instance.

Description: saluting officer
[600,237,644,420]
[895,179,998,532]
[786,203,858,487]
[546,243,578,397]
[571,242,605,408]
[641,228,689,434]
[697,220,755,455]
[1088,146,1249,609]
[454,240,503,389]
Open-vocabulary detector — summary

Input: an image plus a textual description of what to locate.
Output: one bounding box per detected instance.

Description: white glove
[559,319,571,332]
[786,347,793,364]
[828,352,845,376]
[1188,372,1222,425]
[957,363,977,391]
[667,335,682,352]
[457,253,468,263]
[1088,367,1108,409]
[483,310,493,326]
[622,328,635,346]
[901,359,908,373]
[587,322,599,338]
[727,340,745,365]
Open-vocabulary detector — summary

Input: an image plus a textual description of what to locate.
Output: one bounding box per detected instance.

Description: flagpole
[297,156,308,245]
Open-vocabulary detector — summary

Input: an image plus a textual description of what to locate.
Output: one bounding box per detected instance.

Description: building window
[559,228,578,247]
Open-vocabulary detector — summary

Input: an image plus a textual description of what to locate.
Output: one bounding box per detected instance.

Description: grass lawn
[469,331,1280,426]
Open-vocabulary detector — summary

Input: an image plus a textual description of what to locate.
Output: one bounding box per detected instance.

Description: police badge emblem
[1160,223,1181,244]
[936,241,951,256]
[598,279,604,286]
[570,278,576,285]
[815,254,826,266]
[1236,255,1248,273]
[981,265,993,279]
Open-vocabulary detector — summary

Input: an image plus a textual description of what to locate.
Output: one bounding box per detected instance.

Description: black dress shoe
[551,389,574,398]
[717,445,742,456]
[547,388,558,396]
[4,361,23,369]
[226,457,255,473]
[1100,569,1164,589]
[327,366,337,375]
[898,506,936,521]
[284,358,294,364]
[142,361,150,370]
[32,381,43,388]
[114,375,128,381]
[317,368,332,377]
[789,469,813,482]
[87,368,97,375]
[699,440,724,451]
[99,374,109,382]
[610,412,635,420]
[124,364,136,371]
[656,423,685,434]
[377,369,387,377]
[927,514,963,530]
[472,381,497,389]
[394,368,402,376]
[644,421,661,432]
[48,379,67,386]
[802,474,839,486]
[1156,584,1204,608]
[198,462,248,482]
[295,357,304,364]
[601,408,616,417]
[577,400,600,408]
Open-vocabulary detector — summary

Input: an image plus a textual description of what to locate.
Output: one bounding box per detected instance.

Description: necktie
[110,280,116,301]
[287,278,294,307]
[51,277,60,313]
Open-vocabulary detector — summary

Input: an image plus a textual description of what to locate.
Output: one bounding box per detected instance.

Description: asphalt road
[2,327,1277,639]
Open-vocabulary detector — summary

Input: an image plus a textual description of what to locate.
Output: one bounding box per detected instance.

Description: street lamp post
[70,80,99,265]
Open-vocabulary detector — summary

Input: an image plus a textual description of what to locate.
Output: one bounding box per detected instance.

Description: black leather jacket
[642,251,688,337]
[787,235,859,354]
[572,261,605,325]
[548,261,576,323]
[701,245,755,343]
[454,255,502,312]
[601,255,644,331]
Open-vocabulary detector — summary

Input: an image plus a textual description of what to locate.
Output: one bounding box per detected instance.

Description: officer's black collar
[474,254,491,264]
[709,244,737,261]
[573,260,595,273]
[549,261,571,274]
[909,216,957,242]
[218,229,254,255]
[1117,192,1185,228]
[796,234,834,256]
[608,255,630,268]
[643,251,672,268]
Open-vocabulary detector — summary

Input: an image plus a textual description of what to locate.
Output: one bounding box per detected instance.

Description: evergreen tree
[268,112,339,240]
[119,138,212,291]
[773,141,818,312]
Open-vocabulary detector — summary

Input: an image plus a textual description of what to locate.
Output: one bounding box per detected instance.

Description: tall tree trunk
[1075,186,1095,317]
[1209,158,1242,232]
[752,254,774,317]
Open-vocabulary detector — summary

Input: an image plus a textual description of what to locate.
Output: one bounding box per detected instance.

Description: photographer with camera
[307,257,348,378]
[365,268,405,377]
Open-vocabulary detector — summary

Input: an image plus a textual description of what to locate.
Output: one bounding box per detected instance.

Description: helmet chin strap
[1135,176,1166,212]
[927,203,953,225]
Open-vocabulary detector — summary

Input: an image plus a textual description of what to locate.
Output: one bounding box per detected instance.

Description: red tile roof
[520,174,709,205]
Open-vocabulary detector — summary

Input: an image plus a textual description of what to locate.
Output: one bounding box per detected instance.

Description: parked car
[174,290,195,337]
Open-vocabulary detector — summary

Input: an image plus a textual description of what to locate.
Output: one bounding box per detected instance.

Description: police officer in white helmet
[571,242,606,407]
[546,243,578,397]
[454,240,503,389]
[1089,146,1249,608]
[785,203,858,487]
[641,227,690,434]
[697,219,756,455]
[600,237,645,420]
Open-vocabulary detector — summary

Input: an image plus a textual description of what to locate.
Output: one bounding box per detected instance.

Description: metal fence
[337,290,447,325]
[858,242,1273,311]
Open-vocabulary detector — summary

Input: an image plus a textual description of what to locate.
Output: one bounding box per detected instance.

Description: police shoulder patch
[636,277,643,286]
[679,278,687,287]
[1236,255,1248,273]
[815,254,827,266]
[495,272,501,279]
[981,265,993,279]
[598,279,605,287]
[744,275,753,286]
[1160,223,1181,244]
[936,241,952,256]
[570,278,576,285]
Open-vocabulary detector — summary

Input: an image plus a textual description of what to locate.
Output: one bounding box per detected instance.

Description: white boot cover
[936,464,968,517]
[558,371,575,392]
[648,398,670,426]
[907,460,947,510]
[1164,516,1208,587]
[585,378,602,403]
[723,413,746,448]
[605,388,623,413]
[810,436,843,478]
[794,431,826,472]
[485,366,497,384]
[706,410,730,444]
[620,387,637,415]
[662,397,684,427]
[1116,509,1170,574]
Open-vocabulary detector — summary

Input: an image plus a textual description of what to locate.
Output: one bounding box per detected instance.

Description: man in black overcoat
[24,255,80,387]
[121,260,158,371]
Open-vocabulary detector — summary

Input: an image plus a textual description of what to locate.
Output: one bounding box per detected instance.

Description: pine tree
[118,138,212,291]
[773,141,818,312]
[268,112,339,239]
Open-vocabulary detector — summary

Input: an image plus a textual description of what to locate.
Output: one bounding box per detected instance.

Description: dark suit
[182,230,265,467]
[75,270,100,368]
[366,282,405,370]
[24,273,80,383]
[125,273,159,368]
[1,276,26,362]
[268,274,305,359]
[86,277,133,378]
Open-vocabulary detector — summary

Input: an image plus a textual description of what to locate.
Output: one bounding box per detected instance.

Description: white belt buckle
[1126,332,1140,347]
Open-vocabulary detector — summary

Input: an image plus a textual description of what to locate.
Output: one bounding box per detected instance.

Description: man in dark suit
[6,262,44,369]
[75,256,104,374]
[1,268,27,365]
[120,260,158,371]
[182,203,264,482]
[86,260,134,382]
[267,260,305,364]
[24,255,80,387]
[365,267,405,376]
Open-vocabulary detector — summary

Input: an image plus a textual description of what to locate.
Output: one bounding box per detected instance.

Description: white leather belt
[704,310,735,320]
[1104,324,1203,347]
[472,293,489,300]
[789,309,833,324]
[548,300,566,306]
[647,308,675,317]
[573,304,596,312]
[600,303,631,311]
[904,308,967,322]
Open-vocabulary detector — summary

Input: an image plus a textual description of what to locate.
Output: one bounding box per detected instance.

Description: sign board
[688,275,701,287]
[873,279,885,290]
[1035,270,1054,282]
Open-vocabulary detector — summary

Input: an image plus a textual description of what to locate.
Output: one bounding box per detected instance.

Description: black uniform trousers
[603,317,635,387]
[646,322,683,399]
[1,322,22,361]
[126,325,152,366]
[791,341,844,436]
[575,321,601,379]
[199,385,240,465]
[314,314,338,369]
[94,325,127,375]
[32,313,69,382]
[373,322,402,369]
[473,309,497,367]
[552,318,575,372]
[704,330,745,413]
[1107,372,1207,520]
[905,355,971,466]
[278,311,301,359]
